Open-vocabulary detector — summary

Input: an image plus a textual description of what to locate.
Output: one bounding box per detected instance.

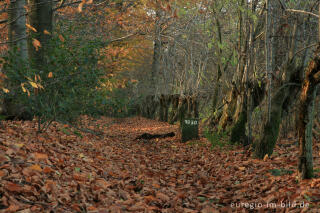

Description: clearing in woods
[0,116,319,212]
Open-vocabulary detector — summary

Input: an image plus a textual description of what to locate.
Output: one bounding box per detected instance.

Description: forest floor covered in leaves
[0,116,320,212]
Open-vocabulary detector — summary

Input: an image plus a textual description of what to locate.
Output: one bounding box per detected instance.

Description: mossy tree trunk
[3,0,29,120]
[230,80,265,145]
[28,0,53,68]
[8,0,28,59]
[159,95,166,121]
[297,46,320,179]
[145,95,158,119]
[254,61,302,159]
[254,91,284,158]
[159,94,170,122]
[230,109,247,144]
[168,94,179,124]
[191,95,199,118]
[218,85,239,130]
[177,96,187,122]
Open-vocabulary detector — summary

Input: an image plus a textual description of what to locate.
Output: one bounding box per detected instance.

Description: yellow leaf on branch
[78,2,84,12]
[32,38,41,51]
[2,88,9,93]
[59,35,65,42]
[29,81,38,88]
[43,30,51,35]
[26,23,37,32]
[21,83,26,93]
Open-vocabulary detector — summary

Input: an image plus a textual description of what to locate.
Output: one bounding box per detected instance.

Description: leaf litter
[0,116,319,212]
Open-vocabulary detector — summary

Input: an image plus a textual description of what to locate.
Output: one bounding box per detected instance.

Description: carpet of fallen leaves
[0,116,320,213]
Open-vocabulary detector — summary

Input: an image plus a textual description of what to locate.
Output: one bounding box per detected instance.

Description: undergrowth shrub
[204,128,229,148]
[100,85,138,117]
[1,33,105,131]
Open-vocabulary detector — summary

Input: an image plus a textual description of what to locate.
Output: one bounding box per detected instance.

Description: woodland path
[0,116,319,212]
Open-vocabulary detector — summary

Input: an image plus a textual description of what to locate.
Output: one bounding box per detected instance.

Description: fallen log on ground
[135,132,175,140]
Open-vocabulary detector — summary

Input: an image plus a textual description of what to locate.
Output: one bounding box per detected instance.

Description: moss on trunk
[297,46,320,179]
[254,104,282,158]
[28,0,53,68]
[254,60,303,159]
[230,110,247,144]
[168,94,179,124]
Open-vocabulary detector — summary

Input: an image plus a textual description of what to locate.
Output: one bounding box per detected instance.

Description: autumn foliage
[0,117,319,212]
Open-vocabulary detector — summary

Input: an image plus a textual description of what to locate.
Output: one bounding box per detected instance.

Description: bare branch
[109,33,138,43]
[285,9,319,18]
[0,36,27,45]
[294,43,318,56]
[53,0,81,11]
[277,0,286,10]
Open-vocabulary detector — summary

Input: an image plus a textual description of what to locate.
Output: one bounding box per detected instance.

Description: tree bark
[297,45,320,179]
[27,0,53,67]
[254,89,285,158]
[254,61,303,158]
[150,9,162,94]
[3,0,30,120]
[218,85,238,130]
[8,0,28,59]
[168,94,179,124]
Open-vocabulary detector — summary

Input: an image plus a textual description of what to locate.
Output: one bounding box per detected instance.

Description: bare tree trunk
[150,9,162,94]
[8,0,28,60]
[297,44,320,179]
[229,0,257,145]
[211,13,223,112]
[254,61,303,158]
[254,87,285,158]
[168,94,179,124]
[3,0,29,120]
[218,85,238,130]
[217,0,246,131]
[27,0,53,68]
[265,0,273,122]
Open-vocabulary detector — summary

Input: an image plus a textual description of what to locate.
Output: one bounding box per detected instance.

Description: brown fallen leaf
[127,201,146,211]
[43,179,56,193]
[152,183,161,189]
[6,204,21,212]
[16,209,31,213]
[156,192,170,202]
[5,182,23,193]
[43,166,54,174]
[144,195,158,204]
[71,204,82,212]
[87,206,97,212]
[6,148,15,156]
[238,166,246,171]
[0,153,8,162]
[0,169,8,178]
[118,189,129,200]
[109,205,122,213]
[33,152,48,160]
[201,206,219,213]
[95,178,111,190]
[29,164,42,172]
[73,173,87,182]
